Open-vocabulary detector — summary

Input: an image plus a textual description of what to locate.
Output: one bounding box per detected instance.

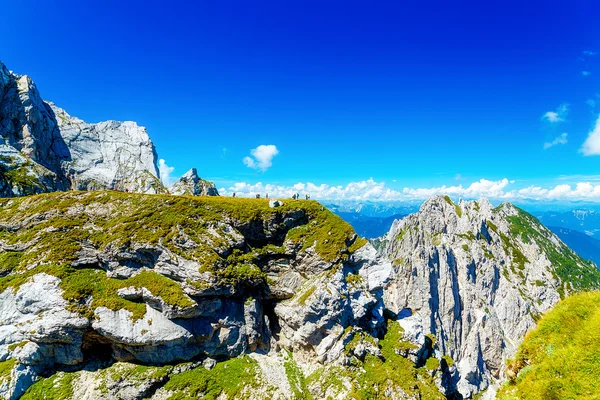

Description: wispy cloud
[542,103,569,123]
[587,99,597,109]
[583,50,598,56]
[159,159,175,186]
[582,71,592,77]
[218,177,600,202]
[243,144,279,172]
[581,115,600,156]
[543,133,568,149]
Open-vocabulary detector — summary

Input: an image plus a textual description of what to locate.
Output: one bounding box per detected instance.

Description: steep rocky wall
[0,60,217,197]
[379,195,600,397]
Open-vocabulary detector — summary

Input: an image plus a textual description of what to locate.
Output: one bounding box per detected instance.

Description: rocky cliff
[379,195,600,398]
[0,60,216,197]
[1,192,597,399]
[0,191,404,399]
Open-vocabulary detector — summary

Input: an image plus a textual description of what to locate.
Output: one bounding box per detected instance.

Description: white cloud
[582,71,592,77]
[587,99,597,109]
[583,50,597,56]
[243,145,279,172]
[159,159,175,186]
[218,177,600,202]
[543,133,568,149]
[542,103,569,123]
[581,115,600,156]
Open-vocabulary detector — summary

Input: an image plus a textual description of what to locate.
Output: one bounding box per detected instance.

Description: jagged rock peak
[380,196,600,397]
[169,168,219,196]
[0,59,168,196]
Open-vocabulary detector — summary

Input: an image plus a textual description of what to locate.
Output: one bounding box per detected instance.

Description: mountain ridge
[0,60,216,198]
[0,192,598,399]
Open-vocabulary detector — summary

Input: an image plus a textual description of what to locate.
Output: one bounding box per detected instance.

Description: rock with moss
[0,191,384,399]
[380,195,600,398]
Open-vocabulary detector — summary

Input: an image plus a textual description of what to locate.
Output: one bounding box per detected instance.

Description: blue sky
[2,0,600,201]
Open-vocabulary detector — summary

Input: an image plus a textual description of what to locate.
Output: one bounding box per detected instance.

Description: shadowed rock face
[379,195,600,398]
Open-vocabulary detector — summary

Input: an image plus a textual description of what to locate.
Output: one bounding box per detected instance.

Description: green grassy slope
[498,291,600,400]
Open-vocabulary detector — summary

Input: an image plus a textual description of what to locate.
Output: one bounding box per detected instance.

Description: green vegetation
[306,366,348,399]
[498,291,600,400]
[0,265,193,321]
[21,370,75,400]
[22,357,258,400]
[0,157,47,196]
[442,355,454,368]
[425,357,440,371]
[0,191,365,319]
[345,273,364,288]
[443,195,462,218]
[506,208,600,292]
[297,285,317,305]
[457,231,477,241]
[163,356,260,400]
[284,352,313,399]
[486,219,498,233]
[345,322,443,399]
[0,359,15,383]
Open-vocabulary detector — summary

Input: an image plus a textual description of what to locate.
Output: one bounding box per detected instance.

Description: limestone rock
[168,168,219,196]
[0,59,175,196]
[379,195,599,397]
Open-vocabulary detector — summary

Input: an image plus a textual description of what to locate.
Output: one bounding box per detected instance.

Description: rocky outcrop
[0,60,216,197]
[379,196,600,398]
[169,168,219,196]
[50,104,164,194]
[0,191,391,399]
[2,192,598,399]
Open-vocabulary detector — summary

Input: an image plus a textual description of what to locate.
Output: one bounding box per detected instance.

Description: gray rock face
[0,60,216,197]
[51,104,164,194]
[169,168,219,196]
[379,195,598,397]
[0,274,89,399]
[1,192,595,399]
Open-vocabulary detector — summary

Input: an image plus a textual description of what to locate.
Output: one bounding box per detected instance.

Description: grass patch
[0,191,363,293]
[498,291,600,399]
[344,321,443,399]
[443,195,462,218]
[21,370,75,400]
[0,266,193,321]
[163,356,259,400]
[297,285,317,305]
[284,352,313,399]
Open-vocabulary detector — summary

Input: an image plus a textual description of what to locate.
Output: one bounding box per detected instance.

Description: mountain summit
[0,60,216,197]
[380,195,600,397]
[0,191,597,399]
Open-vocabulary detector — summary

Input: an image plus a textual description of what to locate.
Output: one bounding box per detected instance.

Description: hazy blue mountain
[333,211,406,239]
[536,209,600,237]
[548,226,600,265]
[322,200,418,218]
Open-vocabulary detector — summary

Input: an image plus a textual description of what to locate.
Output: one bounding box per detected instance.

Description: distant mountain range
[323,200,416,238]
[536,209,600,237]
[330,202,600,265]
[548,226,600,265]
[332,211,405,239]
